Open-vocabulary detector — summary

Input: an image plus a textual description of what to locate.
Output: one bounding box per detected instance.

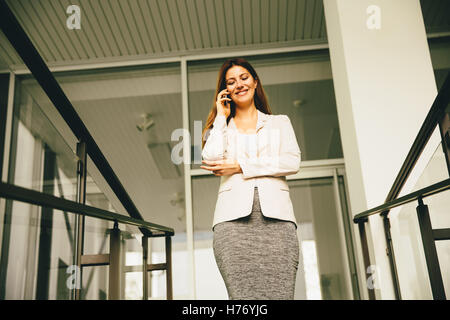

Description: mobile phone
[225,94,230,107]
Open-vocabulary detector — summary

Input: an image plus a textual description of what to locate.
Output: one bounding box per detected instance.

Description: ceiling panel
[1,0,448,70]
[1,0,328,69]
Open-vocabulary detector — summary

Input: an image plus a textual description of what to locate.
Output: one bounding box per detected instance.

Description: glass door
[290,169,359,300]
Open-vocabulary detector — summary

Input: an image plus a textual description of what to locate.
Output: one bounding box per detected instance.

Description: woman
[200,58,302,300]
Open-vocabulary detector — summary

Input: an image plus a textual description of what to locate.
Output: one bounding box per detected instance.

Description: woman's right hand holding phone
[216,89,231,118]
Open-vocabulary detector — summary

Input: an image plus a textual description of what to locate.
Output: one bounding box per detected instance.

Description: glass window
[189,51,343,172]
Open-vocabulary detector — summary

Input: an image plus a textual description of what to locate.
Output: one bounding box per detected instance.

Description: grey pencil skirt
[213,186,300,300]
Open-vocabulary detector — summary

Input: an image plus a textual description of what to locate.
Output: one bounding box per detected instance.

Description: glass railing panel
[0,199,74,299]
[147,236,168,300]
[425,189,450,296]
[80,265,108,300]
[435,240,450,296]
[389,201,433,299]
[0,196,155,300]
[122,225,143,300]
[409,141,449,194]
[390,188,450,300]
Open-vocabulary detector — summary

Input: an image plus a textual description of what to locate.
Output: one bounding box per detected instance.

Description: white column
[324,0,440,299]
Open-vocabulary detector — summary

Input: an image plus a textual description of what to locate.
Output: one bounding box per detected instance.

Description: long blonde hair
[201,58,272,148]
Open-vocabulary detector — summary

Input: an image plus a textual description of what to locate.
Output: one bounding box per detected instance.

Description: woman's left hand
[200,159,242,176]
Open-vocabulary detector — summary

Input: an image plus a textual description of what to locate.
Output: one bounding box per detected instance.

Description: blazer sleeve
[201,114,227,161]
[238,115,301,178]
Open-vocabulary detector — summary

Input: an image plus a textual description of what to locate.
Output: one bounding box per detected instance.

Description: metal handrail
[0,182,174,236]
[353,178,450,222]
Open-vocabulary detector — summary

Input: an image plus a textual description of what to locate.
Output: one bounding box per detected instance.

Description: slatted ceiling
[154,0,177,52]
[1,0,448,70]
[8,1,49,62]
[278,0,286,42]
[145,1,167,51]
[0,32,18,66]
[112,1,139,55]
[285,0,296,41]
[194,0,208,48]
[127,1,147,53]
[267,0,276,42]
[137,0,161,53]
[202,1,215,48]
[53,0,84,60]
[165,0,183,51]
[62,0,96,59]
[222,0,234,46]
[242,0,251,44]
[232,0,243,45]
[214,0,227,46]
[303,0,315,39]
[294,0,305,40]
[30,1,62,61]
[320,12,327,39]
[97,2,123,55]
[258,0,267,43]
[175,0,193,51]
[312,1,324,39]
[173,0,188,50]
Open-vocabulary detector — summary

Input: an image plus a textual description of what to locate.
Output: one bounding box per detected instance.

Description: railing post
[73,141,87,300]
[416,197,446,300]
[165,235,173,300]
[142,235,148,300]
[357,220,376,300]
[109,221,122,300]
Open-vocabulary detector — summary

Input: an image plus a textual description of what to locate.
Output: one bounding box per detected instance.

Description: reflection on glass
[81,265,108,300]
[9,75,78,197]
[123,230,143,300]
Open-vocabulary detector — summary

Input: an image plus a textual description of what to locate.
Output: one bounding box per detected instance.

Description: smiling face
[225,65,258,107]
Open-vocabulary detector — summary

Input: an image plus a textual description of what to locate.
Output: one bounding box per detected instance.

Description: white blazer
[202,109,302,229]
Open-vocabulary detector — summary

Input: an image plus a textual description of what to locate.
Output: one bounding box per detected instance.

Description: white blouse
[236,132,258,187]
